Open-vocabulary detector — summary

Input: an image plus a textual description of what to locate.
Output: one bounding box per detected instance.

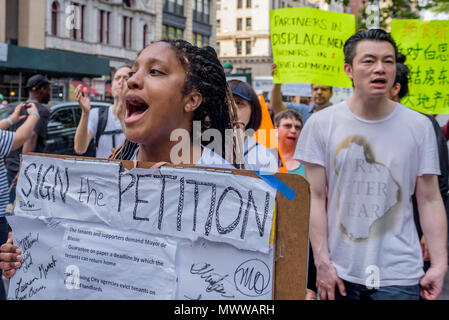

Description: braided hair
[112,40,243,166]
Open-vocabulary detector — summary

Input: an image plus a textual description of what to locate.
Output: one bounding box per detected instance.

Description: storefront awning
[0,44,110,78]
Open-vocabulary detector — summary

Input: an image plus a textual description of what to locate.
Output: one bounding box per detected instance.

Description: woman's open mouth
[125,94,149,124]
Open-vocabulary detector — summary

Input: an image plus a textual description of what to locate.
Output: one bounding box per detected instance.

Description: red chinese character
[401,21,419,39]
[421,24,433,40]
[434,23,448,41]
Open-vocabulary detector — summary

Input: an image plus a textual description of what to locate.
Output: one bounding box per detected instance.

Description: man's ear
[389,82,401,102]
[184,90,202,113]
[344,63,353,80]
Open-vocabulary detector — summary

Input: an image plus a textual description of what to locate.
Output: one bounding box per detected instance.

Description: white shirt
[88,106,125,159]
[131,146,235,169]
[296,101,440,286]
[243,136,279,173]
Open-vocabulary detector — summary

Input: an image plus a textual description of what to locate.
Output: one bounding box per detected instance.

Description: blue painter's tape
[254,171,296,201]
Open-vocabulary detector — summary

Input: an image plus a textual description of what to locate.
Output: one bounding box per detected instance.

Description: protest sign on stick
[7,154,310,300]
[391,19,449,114]
[270,7,355,87]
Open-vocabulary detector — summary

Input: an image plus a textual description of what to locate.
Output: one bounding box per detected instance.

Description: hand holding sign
[0,232,22,279]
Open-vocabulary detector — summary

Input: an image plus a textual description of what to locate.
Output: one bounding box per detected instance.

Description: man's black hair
[395,53,410,99]
[343,29,398,65]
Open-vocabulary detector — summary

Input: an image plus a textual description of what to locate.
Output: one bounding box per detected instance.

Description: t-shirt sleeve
[418,117,440,176]
[0,130,14,157]
[285,102,301,112]
[294,114,326,167]
[87,108,99,138]
[34,107,50,138]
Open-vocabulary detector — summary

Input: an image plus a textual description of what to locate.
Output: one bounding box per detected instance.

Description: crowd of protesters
[0,28,448,301]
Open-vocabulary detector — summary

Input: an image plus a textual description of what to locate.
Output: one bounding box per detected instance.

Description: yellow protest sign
[270,8,355,87]
[391,19,449,114]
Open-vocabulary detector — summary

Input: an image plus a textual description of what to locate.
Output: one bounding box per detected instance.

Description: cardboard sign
[8,153,310,300]
[391,19,449,114]
[270,8,355,87]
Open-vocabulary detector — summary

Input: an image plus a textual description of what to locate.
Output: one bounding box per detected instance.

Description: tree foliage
[292,1,447,29]
[291,1,448,29]
[429,0,449,13]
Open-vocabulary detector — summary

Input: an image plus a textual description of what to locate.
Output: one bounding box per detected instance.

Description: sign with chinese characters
[391,19,449,114]
[270,8,355,87]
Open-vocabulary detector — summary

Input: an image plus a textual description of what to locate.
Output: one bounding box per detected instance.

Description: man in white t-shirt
[74,66,130,158]
[296,29,447,300]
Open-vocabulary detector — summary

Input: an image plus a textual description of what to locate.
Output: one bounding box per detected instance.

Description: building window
[217,19,220,32]
[204,0,209,23]
[236,40,242,55]
[237,0,242,9]
[246,40,251,55]
[123,0,133,7]
[202,35,209,47]
[51,1,59,36]
[123,17,127,47]
[246,17,252,30]
[246,0,251,8]
[193,0,210,23]
[70,2,85,41]
[162,24,183,40]
[107,12,110,44]
[168,26,175,39]
[123,16,133,48]
[165,0,184,16]
[164,0,172,12]
[237,67,251,74]
[129,18,133,48]
[196,33,202,47]
[100,10,104,43]
[237,18,242,31]
[176,0,184,15]
[192,33,208,47]
[99,10,110,44]
[216,41,220,55]
[143,24,149,48]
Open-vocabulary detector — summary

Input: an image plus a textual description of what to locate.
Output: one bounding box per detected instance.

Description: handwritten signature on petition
[190,263,235,298]
[234,259,271,297]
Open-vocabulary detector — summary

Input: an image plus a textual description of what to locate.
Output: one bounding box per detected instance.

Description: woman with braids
[0,39,245,279]
[228,79,278,172]
[112,39,242,165]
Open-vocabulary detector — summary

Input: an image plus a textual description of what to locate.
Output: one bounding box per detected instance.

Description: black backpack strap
[95,107,109,149]
[102,129,123,149]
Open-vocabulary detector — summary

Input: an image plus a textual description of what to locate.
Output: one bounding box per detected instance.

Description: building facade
[0,0,217,103]
[46,0,158,69]
[162,0,216,48]
[45,0,159,100]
